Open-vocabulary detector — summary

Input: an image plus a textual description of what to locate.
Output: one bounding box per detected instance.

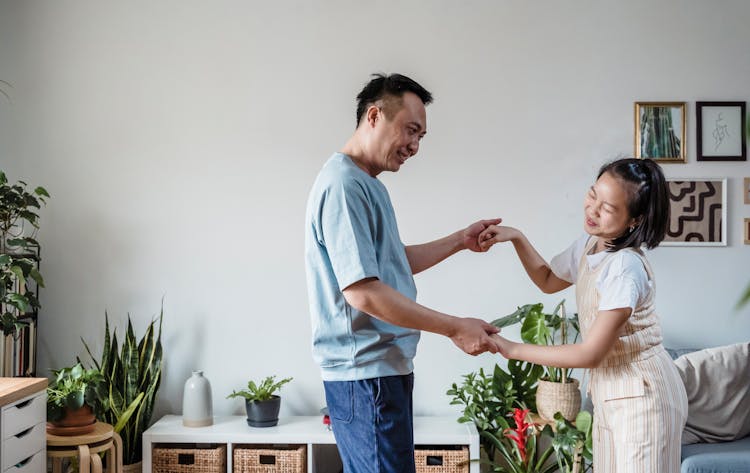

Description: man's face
[370,92,427,174]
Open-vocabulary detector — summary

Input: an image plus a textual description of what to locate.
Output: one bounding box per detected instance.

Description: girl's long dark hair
[598,158,669,251]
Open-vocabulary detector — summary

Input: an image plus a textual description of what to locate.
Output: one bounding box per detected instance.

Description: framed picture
[696,101,746,161]
[634,102,686,163]
[662,178,727,246]
[744,177,750,205]
[745,219,750,245]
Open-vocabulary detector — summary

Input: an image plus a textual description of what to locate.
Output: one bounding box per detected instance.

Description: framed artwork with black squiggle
[662,179,727,246]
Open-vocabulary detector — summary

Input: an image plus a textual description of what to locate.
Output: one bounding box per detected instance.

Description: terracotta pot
[47,404,96,435]
[535,378,581,422]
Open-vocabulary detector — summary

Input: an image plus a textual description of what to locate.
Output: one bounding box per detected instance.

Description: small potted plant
[227,375,292,427]
[46,362,107,435]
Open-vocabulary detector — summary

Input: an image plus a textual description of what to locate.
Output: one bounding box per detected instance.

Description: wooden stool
[47,422,123,473]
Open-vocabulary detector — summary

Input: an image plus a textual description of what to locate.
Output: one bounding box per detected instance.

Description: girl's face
[583,171,637,244]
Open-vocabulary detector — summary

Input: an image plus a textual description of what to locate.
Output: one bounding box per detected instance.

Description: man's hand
[448,317,501,356]
[477,225,519,251]
[462,218,502,252]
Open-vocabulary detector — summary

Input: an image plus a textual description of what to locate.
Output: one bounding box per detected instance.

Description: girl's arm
[492,307,631,368]
[478,225,571,294]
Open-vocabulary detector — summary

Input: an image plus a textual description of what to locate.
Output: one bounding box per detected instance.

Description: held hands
[490,333,514,359]
[462,218,502,252]
[449,317,502,356]
[477,225,520,251]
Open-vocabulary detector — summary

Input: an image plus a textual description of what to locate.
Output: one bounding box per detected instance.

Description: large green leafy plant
[448,363,593,472]
[447,361,544,471]
[491,301,579,383]
[0,170,49,335]
[82,309,163,465]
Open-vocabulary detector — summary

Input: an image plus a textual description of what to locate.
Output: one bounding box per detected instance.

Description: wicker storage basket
[233,444,306,473]
[535,378,582,422]
[414,446,469,473]
[153,445,227,473]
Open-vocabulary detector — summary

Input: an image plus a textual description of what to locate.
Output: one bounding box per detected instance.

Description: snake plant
[82,308,163,465]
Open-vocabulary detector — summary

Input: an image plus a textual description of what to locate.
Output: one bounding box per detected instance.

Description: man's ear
[365,105,380,128]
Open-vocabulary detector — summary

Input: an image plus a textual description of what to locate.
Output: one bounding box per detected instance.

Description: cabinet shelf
[143,415,479,473]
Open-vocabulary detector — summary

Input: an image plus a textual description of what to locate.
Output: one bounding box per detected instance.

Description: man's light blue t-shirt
[304,153,420,381]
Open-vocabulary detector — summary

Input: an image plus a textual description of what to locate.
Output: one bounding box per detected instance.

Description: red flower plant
[503,408,533,462]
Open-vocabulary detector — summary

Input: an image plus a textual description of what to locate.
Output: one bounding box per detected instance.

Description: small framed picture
[744,177,750,205]
[745,219,750,245]
[696,101,747,161]
[662,178,727,246]
[634,102,687,163]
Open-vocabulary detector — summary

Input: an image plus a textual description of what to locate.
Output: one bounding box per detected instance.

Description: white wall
[1,0,748,420]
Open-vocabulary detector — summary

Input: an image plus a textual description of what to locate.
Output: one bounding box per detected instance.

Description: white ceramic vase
[182,370,213,427]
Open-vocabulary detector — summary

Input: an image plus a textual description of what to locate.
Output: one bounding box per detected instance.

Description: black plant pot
[245,396,281,427]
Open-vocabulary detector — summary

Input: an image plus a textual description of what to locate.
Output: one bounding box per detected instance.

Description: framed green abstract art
[635,102,687,163]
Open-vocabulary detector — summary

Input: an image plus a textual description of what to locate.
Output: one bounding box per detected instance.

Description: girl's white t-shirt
[549,234,653,313]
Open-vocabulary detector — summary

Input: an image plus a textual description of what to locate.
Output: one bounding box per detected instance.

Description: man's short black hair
[355,73,433,126]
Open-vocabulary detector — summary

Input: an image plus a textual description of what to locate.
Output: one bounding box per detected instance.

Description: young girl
[479,158,688,473]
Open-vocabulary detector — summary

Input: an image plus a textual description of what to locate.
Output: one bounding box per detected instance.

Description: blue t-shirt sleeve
[318,179,380,290]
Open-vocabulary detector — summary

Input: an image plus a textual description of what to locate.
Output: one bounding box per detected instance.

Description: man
[304,73,500,472]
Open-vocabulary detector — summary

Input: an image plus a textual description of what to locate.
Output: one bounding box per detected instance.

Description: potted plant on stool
[227,375,292,427]
[46,363,107,435]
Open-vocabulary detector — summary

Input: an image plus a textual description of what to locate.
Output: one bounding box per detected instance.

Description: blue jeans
[323,374,415,473]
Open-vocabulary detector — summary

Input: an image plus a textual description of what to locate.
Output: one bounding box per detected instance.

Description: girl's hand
[490,333,514,359]
[478,225,519,251]
[462,218,502,252]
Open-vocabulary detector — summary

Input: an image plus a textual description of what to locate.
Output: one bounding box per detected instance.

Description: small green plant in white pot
[227,375,292,427]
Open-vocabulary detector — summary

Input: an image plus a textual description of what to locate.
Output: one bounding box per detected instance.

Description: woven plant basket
[153,445,226,473]
[414,446,469,473]
[233,445,306,473]
[536,378,581,422]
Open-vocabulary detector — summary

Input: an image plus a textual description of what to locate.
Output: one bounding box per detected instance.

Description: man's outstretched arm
[343,277,500,356]
[405,218,502,274]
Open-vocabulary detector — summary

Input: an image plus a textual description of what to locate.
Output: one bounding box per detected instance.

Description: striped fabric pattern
[576,237,688,473]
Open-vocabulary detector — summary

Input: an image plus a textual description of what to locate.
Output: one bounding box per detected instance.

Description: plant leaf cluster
[0,170,49,335]
[227,375,292,403]
[491,301,580,382]
[448,364,594,472]
[541,412,593,473]
[46,362,107,422]
[447,361,543,470]
[82,308,163,465]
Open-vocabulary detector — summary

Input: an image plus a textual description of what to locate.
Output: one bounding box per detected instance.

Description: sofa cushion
[680,435,750,473]
[674,342,750,444]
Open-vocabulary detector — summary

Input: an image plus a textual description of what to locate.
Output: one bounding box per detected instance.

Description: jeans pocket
[324,381,354,424]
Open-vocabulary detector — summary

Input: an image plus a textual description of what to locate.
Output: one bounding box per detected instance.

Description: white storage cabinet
[0,379,47,473]
[143,415,480,473]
